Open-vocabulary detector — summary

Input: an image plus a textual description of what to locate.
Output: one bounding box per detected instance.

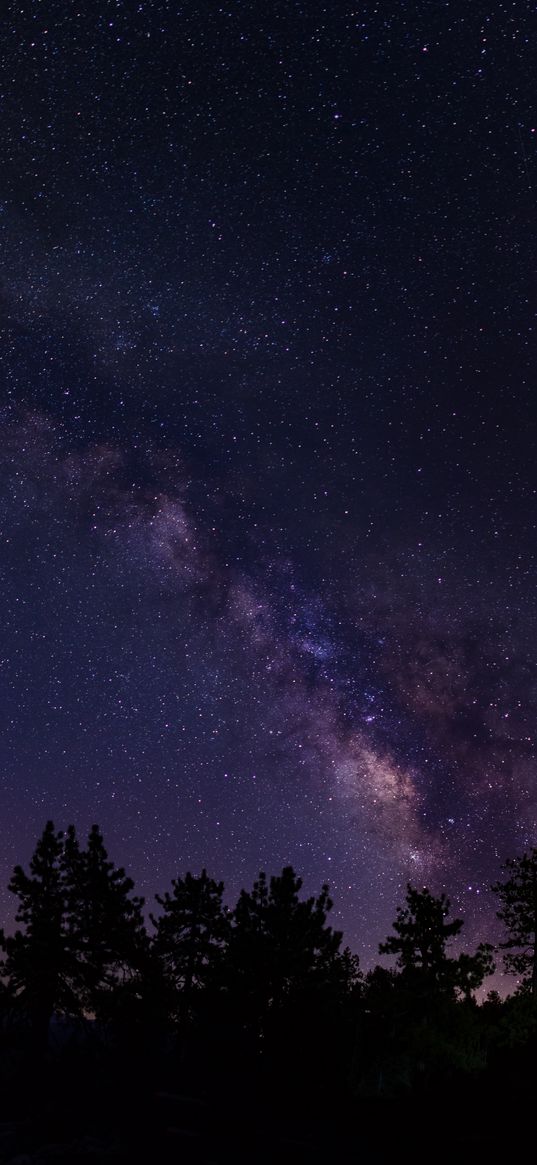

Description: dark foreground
[0,1034,535,1165]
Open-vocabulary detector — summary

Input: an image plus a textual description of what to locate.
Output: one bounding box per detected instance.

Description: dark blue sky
[1,1,536,980]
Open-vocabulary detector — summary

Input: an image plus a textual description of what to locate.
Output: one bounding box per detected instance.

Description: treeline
[1,820,537,1104]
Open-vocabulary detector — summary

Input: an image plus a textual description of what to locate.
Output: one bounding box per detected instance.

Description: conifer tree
[380,884,493,999]
[0,822,73,1047]
[63,824,147,1019]
[0,822,147,1041]
[230,866,358,1016]
[151,869,230,1022]
[493,849,537,996]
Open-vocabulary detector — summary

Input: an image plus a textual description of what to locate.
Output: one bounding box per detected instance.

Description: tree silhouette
[63,824,148,1021]
[0,822,74,1048]
[380,883,493,999]
[352,887,494,1094]
[151,869,230,1024]
[493,849,537,996]
[0,822,147,1044]
[229,866,358,1028]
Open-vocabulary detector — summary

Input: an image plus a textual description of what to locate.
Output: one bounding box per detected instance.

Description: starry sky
[1,0,536,975]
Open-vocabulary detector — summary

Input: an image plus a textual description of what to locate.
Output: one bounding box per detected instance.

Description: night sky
[1,1,536,977]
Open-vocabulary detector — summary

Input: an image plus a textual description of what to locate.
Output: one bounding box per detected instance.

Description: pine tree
[493,849,537,996]
[380,884,462,976]
[63,824,148,1020]
[230,866,358,1017]
[380,884,493,999]
[356,886,494,1093]
[151,870,230,1023]
[0,822,148,1043]
[0,822,74,1047]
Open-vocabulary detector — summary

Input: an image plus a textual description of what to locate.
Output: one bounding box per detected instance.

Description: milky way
[1,3,536,978]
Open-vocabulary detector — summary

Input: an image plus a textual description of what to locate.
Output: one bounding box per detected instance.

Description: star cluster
[0,2,536,973]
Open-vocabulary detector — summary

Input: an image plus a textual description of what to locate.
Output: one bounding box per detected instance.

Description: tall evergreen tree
[151,870,230,1023]
[493,849,537,996]
[63,824,148,1020]
[230,866,358,1020]
[354,886,494,1094]
[380,884,493,999]
[0,822,147,1042]
[0,822,74,1047]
